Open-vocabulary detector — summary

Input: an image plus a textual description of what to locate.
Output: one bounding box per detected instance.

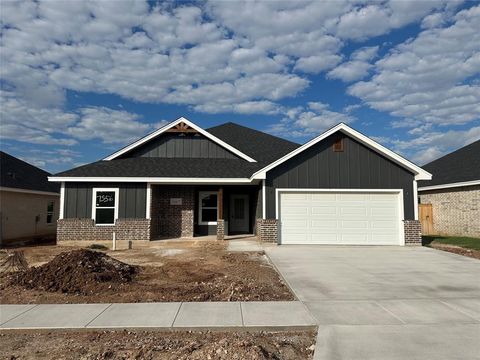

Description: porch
[150,184,262,240]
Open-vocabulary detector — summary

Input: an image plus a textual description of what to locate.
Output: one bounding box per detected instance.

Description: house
[418,140,480,237]
[0,151,60,246]
[49,117,432,245]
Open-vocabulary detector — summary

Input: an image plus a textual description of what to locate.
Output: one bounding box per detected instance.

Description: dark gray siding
[64,183,146,219]
[120,133,239,159]
[265,133,416,220]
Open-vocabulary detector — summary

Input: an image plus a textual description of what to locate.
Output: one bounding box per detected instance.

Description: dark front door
[229,194,249,233]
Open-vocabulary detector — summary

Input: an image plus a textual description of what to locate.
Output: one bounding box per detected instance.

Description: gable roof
[418,139,480,190]
[207,122,300,166]
[250,123,432,181]
[104,117,257,163]
[49,120,431,182]
[1,151,59,194]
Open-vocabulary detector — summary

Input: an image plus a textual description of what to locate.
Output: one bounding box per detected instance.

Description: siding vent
[333,138,344,152]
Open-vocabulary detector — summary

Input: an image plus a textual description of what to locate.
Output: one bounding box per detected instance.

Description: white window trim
[46,200,55,225]
[92,188,119,226]
[198,191,218,225]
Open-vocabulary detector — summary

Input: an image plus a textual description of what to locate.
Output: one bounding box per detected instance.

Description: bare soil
[429,243,480,260]
[0,241,294,303]
[0,329,316,360]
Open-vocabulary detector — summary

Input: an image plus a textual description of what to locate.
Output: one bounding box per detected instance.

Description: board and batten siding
[119,133,239,159]
[265,133,416,220]
[64,183,146,219]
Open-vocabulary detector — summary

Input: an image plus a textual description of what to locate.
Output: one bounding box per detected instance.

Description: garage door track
[265,245,480,360]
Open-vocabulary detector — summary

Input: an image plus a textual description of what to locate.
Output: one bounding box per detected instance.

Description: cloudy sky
[1,0,479,173]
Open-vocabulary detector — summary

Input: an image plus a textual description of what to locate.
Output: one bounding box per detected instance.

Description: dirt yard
[429,243,480,260]
[0,329,316,359]
[0,240,295,303]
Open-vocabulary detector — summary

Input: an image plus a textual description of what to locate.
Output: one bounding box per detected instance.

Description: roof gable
[104,117,256,162]
[251,123,432,181]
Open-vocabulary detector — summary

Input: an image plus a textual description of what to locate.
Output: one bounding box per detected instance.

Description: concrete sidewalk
[0,301,316,330]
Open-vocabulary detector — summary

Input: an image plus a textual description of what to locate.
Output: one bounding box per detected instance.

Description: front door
[229,194,249,233]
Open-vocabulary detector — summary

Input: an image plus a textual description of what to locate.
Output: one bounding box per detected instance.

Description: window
[46,201,54,224]
[92,188,119,225]
[199,191,218,225]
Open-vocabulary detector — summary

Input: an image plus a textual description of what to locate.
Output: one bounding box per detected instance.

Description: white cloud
[327,46,379,82]
[390,126,480,164]
[348,5,480,127]
[268,102,354,138]
[66,107,151,144]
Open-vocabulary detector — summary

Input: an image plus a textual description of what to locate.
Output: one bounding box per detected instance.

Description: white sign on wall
[170,198,182,205]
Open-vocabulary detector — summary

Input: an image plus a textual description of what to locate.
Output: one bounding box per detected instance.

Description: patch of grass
[87,244,109,251]
[422,235,480,250]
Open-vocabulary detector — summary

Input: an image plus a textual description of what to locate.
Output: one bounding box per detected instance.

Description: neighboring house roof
[0,151,60,194]
[49,119,431,182]
[418,139,480,191]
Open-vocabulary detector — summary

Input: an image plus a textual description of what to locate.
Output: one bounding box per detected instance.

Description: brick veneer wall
[403,220,422,245]
[150,185,194,238]
[419,185,480,237]
[256,219,278,243]
[57,218,150,241]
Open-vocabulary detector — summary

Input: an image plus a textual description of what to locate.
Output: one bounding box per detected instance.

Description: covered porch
[149,184,262,240]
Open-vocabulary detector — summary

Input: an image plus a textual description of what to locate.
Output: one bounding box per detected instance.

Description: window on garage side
[199,191,218,225]
[46,200,54,224]
[92,188,119,225]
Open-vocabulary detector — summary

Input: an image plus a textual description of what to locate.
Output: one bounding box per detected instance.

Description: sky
[0,0,479,174]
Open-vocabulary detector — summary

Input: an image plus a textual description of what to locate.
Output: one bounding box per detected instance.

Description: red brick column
[404,220,422,246]
[256,219,278,243]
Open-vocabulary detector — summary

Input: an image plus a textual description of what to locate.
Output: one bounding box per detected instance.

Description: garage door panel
[311,219,338,229]
[311,193,336,201]
[280,191,401,245]
[311,206,337,215]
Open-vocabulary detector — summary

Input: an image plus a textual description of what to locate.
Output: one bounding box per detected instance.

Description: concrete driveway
[265,246,480,360]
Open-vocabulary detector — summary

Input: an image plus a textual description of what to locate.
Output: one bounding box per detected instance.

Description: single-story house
[418,140,480,237]
[0,151,60,247]
[49,117,431,245]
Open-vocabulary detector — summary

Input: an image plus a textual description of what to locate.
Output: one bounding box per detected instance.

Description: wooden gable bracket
[166,121,198,133]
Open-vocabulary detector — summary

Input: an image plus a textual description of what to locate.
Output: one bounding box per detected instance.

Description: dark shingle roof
[418,140,480,187]
[54,158,261,178]
[0,151,60,193]
[54,122,301,178]
[207,122,300,166]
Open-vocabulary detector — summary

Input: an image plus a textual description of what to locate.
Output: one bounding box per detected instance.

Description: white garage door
[279,191,402,245]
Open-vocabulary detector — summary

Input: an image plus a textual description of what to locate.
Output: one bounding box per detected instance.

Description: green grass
[422,235,480,250]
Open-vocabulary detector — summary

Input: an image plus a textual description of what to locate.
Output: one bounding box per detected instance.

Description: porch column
[217,187,225,240]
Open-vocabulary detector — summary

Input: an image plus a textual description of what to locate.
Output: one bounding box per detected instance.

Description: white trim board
[0,186,60,197]
[275,188,405,246]
[251,123,432,181]
[103,117,256,163]
[91,187,119,226]
[49,176,256,184]
[59,182,65,220]
[418,180,480,192]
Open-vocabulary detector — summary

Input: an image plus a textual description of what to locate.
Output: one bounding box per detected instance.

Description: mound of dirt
[9,249,137,294]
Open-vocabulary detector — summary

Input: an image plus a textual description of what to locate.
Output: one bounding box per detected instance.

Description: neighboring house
[0,151,60,246]
[418,140,480,238]
[49,118,431,246]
